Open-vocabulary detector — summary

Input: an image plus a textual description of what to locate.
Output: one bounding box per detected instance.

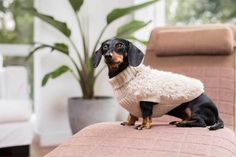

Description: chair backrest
[0,66,29,100]
[145,24,236,131]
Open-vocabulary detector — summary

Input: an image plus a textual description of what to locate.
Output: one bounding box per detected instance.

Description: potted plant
[27,0,158,134]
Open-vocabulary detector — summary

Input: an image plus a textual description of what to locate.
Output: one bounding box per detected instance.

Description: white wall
[34,0,133,146]
[134,0,166,51]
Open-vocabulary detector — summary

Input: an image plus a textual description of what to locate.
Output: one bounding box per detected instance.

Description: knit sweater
[109,65,204,118]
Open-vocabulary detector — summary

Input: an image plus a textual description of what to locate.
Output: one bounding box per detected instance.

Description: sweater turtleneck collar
[109,66,139,89]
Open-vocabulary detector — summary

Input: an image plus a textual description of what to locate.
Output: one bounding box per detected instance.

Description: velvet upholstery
[148,25,235,56]
[45,122,236,157]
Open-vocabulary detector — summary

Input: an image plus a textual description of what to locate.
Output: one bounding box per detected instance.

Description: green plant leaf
[26,45,49,61]
[126,35,148,45]
[26,43,69,61]
[42,65,71,86]
[107,0,158,24]
[69,0,84,12]
[53,43,69,54]
[228,9,236,19]
[29,8,71,37]
[116,20,151,38]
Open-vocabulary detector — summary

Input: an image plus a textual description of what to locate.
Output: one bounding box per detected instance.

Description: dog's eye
[102,44,109,51]
[116,43,124,49]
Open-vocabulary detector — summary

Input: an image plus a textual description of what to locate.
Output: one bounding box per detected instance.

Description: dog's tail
[209,117,224,131]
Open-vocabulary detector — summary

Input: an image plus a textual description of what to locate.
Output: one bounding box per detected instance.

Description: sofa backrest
[144,24,236,131]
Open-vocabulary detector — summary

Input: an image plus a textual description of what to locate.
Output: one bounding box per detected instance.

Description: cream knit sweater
[109,65,204,118]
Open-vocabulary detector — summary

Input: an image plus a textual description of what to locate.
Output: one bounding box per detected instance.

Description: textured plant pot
[68,97,119,134]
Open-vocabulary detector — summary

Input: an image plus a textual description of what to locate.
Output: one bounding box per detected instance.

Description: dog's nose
[105,53,112,60]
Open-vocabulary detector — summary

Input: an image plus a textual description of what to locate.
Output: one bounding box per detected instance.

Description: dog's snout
[105,52,112,60]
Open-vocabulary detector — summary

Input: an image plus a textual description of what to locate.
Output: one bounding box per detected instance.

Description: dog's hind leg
[175,108,207,127]
[169,107,192,125]
[176,117,206,128]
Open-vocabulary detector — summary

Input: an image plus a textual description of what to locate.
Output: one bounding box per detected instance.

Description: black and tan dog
[92,38,224,131]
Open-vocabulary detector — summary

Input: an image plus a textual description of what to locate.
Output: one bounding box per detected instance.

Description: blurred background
[1,0,236,98]
[0,0,235,156]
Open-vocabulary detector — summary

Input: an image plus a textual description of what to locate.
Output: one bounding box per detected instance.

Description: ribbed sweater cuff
[109,66,138,89]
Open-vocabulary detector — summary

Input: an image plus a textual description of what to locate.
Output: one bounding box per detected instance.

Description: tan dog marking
[107,51,124,69]
[121,114,138,126]
[135,116,152,130]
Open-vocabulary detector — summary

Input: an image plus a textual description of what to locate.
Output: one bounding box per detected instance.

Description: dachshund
[92,38,224,130]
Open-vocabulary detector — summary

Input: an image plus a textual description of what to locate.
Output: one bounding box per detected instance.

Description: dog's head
[92,38,144,70]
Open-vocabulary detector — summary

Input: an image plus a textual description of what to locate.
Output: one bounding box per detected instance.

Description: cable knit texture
[109,65,204,117]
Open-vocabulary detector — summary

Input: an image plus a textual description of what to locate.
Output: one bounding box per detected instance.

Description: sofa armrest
[0,100,32,123]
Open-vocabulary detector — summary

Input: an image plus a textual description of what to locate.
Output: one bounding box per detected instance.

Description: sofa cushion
[45,122,236,157]
[0,122,33,148]
[147,25,235,56]
[0,100,32,123]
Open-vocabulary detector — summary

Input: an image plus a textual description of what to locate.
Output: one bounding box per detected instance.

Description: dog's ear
[128,42,144,67]
[92,47,102,68]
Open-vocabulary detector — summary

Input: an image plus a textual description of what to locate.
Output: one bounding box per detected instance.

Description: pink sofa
[45,24,236,157]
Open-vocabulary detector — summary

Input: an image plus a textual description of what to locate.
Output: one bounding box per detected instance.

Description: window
[0,0,33,44]
[165,0,236,25]
[134,0,236,45]
[0,0,34,99]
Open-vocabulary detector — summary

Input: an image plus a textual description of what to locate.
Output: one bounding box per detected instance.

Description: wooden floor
[30,140,56,157]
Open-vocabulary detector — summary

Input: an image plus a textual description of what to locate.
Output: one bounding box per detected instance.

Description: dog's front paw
[135,124,151,130]
[121,114,138,126]
[135,117,152,130]
[120,121,135,126]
